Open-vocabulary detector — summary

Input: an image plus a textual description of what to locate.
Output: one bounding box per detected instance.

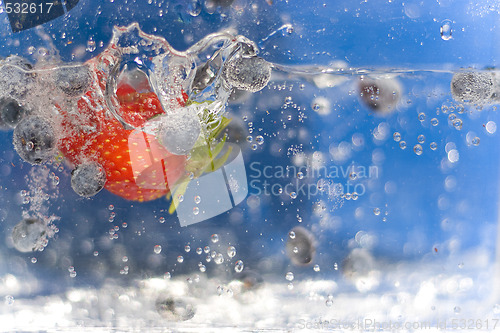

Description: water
[0,0,500,332]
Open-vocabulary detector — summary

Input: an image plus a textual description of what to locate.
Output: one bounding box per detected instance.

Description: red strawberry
[58,54,188,201]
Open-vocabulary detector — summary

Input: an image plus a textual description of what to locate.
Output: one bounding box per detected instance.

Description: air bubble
[177,256,184,263]
[211,234,219,243]
[285,272,294,281]
[234,260,244,272]
[393,132,401,142]
[417,135,425,144]
[431,118,439,126]
[413,144,423,155]
[440,19,453,40]
[430,142,438,150]
[154,245,162,254]
[399,141,407,150]
[227,246,236,258]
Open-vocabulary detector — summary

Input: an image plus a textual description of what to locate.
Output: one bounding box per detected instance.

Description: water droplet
[154,245,162,254]
[211,234,219,243]
[393,132,401,142]
[313,264,320,272]
[285,272,294,281]
[440,19,453,40]
[413,144,423,155]
[431,118,439,126]
[177,256,184,263]
[234,260,244,273]
[227,246,236,258]
[399,141,407,150]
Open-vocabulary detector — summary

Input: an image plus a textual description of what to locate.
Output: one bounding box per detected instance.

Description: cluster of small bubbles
[4,295,14,306]
[431,118,439,126]
[211,234,219,243]
[418,112,426,122]
[255,135,264,145]
[214,253,224,264]
[326,295,334,307]
[193,207,200,215]
[289,192,297,199]
[234,260,244,273]
[227,246,236,258]
[177,256,184,263]
[399,141,407,150]
[285,272,294,281]
[154,245,162,254]
[68,266,76,278]
[413,144,423,156]
[313,264,320,272]
[430,142,438,150]
[184,245,191,252]
[196,247,202,255]
[194,195,201,204]
[393,132,401,142]
[417,135,425,144]
[333,263,338,270]
[159,217,165,224]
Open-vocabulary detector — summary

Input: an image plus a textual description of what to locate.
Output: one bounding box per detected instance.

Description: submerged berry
[71,162,107,197]
[13,115,57,165]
